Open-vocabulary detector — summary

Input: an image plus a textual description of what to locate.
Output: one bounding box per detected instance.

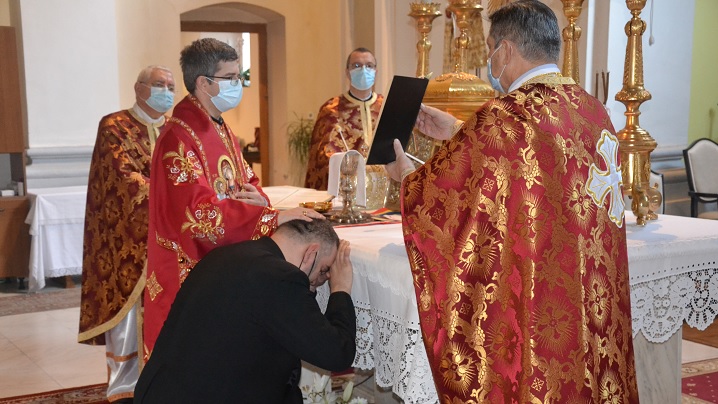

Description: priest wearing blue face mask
[304,47,386,191]
[79,65,175,404]
[143,38,323,361]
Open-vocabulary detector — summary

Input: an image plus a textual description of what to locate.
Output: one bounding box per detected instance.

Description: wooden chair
[683,138,718,219]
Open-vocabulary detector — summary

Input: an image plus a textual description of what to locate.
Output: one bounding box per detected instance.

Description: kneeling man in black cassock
[134,219,356,403]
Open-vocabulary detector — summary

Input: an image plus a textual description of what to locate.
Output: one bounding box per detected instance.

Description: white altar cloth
[24,186,87,292]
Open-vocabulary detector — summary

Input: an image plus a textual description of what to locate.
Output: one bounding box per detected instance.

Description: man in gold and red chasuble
[304,48,384,190]
[79,66,175,403]
[386,2,639,402]
[144,38,322,360]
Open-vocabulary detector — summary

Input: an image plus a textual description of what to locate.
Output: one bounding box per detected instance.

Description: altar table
[24,186,87,292]
[316,212,718,403]
[21,185,718,402]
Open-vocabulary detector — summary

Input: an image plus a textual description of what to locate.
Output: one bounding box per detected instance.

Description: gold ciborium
[615,0,660,226]
[330,151,371,224]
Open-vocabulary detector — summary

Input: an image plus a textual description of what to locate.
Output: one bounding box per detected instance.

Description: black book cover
[366,75,429,165]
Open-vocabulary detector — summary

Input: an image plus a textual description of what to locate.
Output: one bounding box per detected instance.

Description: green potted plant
[287,112,315,168]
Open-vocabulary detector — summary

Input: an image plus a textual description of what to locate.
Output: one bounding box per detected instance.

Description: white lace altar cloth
[625,211,718,343]
[320,213,718,403]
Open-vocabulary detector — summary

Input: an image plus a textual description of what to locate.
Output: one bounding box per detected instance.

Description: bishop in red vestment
[144,39,321,360]
[387,2,639,402]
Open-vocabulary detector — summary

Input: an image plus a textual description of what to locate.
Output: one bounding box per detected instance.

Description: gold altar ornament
[560,0,585,84]
[330,151,371,224]
[409,2,443,79]
[386,0,495,211]
[615,0,661,226]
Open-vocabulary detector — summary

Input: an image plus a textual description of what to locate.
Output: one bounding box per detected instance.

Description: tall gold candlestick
[615,0,660,225]
[447,0,482,74]
[409,3,443,79]
[560,0,585,84]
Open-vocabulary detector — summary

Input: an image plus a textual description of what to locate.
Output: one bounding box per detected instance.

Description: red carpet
[0,383,108,403]
[683,358,718,403]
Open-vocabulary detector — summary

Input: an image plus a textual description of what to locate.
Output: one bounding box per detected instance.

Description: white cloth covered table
[24,186,87,292]
[317,212,718,403]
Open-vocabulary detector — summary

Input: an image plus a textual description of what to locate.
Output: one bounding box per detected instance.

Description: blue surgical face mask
[487,43,506,94]
[349,66,376,91]
[205,78,243,113]
[144,86,175,113]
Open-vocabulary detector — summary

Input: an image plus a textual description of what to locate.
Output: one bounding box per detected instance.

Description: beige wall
[153,0,343,185]
[0,0,9,26]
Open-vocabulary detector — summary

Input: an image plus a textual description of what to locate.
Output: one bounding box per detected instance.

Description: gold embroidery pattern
[566,173,595,229]
[457,224,499,277]
[146,272,163,302]
[181,203,225,244]
[252,209,278,240]
[587,273,610,328]
[478,101,521,150]
[163,141,202,184]
[401,80,638,401]
[156,235,198,285]
[533,296,574,354]
[439,342,480,395]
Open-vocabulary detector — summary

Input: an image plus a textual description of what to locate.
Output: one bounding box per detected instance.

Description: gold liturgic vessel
[615,0,660,225]
[386,0,494,210]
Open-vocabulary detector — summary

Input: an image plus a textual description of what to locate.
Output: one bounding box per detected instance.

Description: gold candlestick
[615,0,660,226]
[447,0,482,74]
[409,3,443,79]
[560,0,585,84]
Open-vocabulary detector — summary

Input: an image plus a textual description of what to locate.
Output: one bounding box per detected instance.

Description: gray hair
[488,0,561,64]
[136,65,172,83]
[180,38,238,94]
[276,219,340,255]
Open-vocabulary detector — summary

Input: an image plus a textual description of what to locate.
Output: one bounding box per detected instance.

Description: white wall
[20,0,119,148]
[604,0,694,153]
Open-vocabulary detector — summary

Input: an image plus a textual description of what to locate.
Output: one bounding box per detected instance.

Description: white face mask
[204,77,243,112]
[349,66,376,91]
[144,86,175,113]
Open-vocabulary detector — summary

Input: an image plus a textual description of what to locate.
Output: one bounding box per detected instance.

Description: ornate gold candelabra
[385,0,494,211]
[409,2,443,79]
[560,0,585,84]
[615,0,660,225]
[448,0,482,74]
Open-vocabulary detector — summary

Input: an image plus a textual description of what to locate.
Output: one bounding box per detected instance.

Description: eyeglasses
[205,75,242,86]
[349,62,376,70]
[140,81,176,92]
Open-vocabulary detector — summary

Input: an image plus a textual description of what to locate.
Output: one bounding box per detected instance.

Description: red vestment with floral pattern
[143,95,278,359]
[401,74,639,403]
[79,109,158,345]
[304,92,384,190]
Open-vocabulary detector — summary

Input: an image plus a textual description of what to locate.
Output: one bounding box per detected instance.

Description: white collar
[132,103,165,126]
[508,64,561,93]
